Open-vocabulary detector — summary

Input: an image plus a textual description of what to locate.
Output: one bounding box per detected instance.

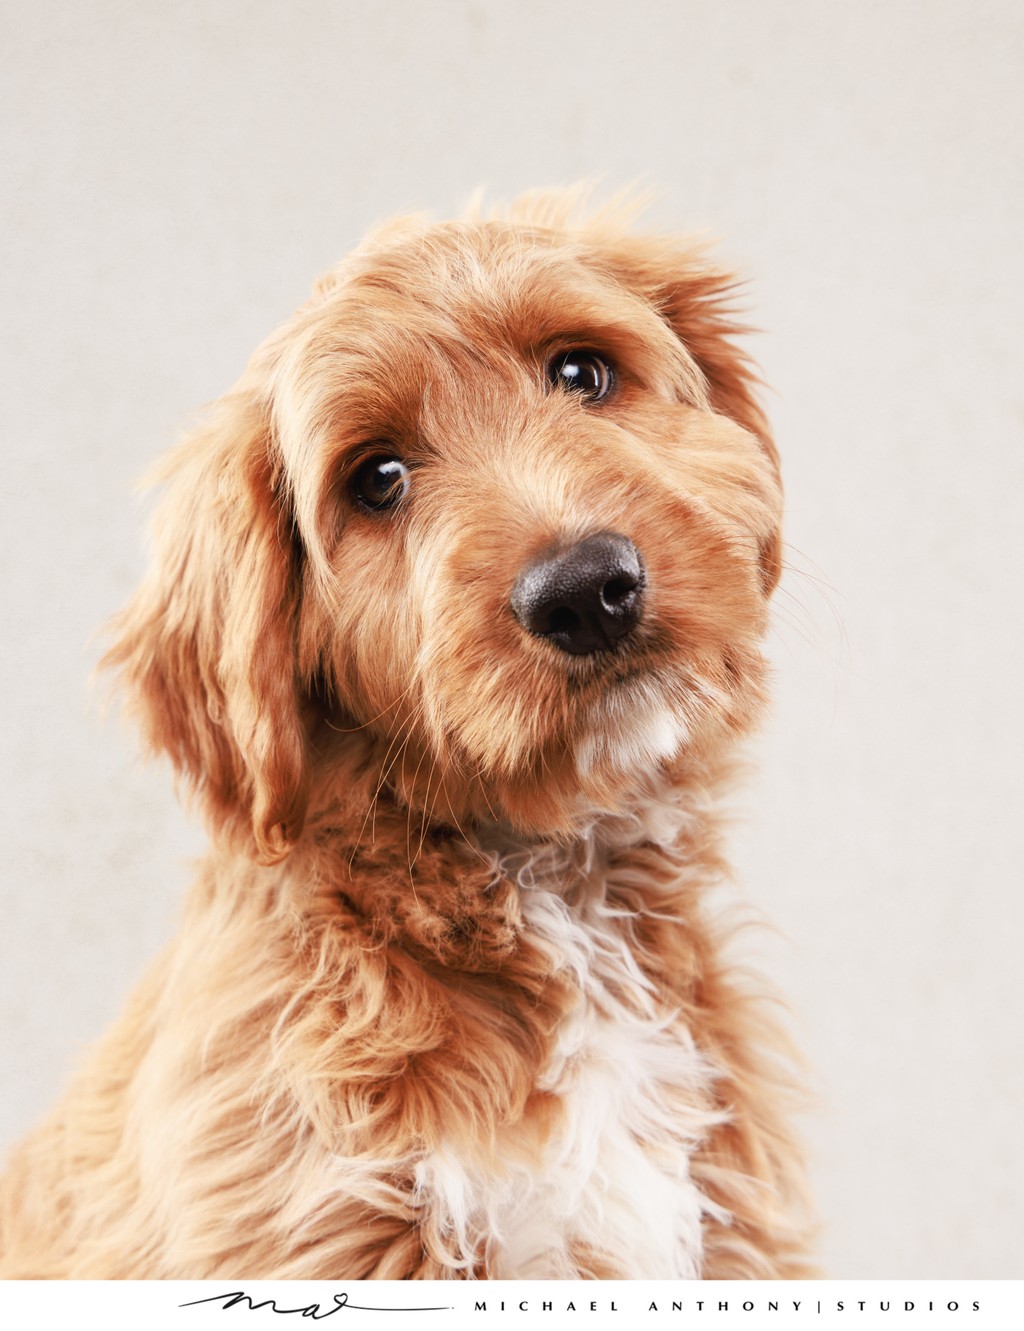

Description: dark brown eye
[351,455,410,511]
[546,350,614,402]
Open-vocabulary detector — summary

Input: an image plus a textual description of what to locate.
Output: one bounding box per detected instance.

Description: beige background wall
[2,0,1022,1277]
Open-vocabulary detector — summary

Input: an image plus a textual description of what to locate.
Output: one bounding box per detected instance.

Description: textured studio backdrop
[2,0,1022,1279]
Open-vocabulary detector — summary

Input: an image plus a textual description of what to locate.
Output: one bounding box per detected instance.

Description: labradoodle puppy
[0,190,812,1279]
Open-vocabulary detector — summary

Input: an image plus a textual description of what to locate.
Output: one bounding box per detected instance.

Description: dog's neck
[294,727,732,926]
[469,769,713,888]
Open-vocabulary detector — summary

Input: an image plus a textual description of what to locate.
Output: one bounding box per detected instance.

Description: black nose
[510,532,645,656]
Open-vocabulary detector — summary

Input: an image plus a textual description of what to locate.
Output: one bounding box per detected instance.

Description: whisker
[348,697,424,869]
[441,779,496,871]
[321,677,419,734]
[472,765,502,826]
[773,545,850,666]
[404,733,432,876]
[411,755,440,867]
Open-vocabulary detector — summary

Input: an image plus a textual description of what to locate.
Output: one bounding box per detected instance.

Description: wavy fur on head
[0,188,813,1279]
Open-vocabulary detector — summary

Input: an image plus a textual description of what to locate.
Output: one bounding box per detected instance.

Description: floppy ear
[104,388,308,863]
[598,232,783,593]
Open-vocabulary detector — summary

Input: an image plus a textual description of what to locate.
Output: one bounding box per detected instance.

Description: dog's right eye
[351,455,411,512]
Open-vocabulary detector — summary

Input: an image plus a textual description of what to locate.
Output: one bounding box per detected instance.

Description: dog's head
[107,191,782,861]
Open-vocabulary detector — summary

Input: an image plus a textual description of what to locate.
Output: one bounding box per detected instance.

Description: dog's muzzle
[510,531,645,656]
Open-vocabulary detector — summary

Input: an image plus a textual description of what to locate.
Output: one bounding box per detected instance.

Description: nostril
[602,573,639,606]
[546,605,583,637]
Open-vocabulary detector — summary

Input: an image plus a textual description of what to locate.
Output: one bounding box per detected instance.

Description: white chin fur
[575,679,690,780]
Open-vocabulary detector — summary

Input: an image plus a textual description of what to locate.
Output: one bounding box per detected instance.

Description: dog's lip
[559,649,647,695]
[603,663,648,688]
[564,635,670,687]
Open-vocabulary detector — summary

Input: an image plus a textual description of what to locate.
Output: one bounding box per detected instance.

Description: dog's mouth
[399,493,771,836]
[377,623,760,842]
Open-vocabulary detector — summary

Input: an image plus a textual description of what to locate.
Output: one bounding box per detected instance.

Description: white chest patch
[414,851,729,1278]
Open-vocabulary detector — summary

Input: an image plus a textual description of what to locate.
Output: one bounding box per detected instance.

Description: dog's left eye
[351,455,411,511]
[546,350,614,402]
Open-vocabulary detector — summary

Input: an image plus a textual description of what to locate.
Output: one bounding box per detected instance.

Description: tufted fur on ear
[103,385,309,864]
[630,242,784,595]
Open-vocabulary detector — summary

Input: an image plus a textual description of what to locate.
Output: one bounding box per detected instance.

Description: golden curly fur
[0,190,812,1279]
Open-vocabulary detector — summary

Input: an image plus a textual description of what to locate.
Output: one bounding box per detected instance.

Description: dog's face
[108,195,782,859]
